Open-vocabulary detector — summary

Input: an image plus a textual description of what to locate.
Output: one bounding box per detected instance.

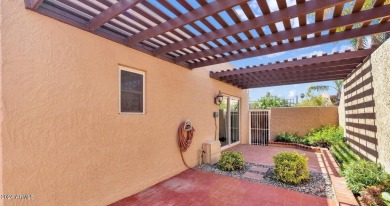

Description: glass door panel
[230,98,240,144]
[219,97,229,147]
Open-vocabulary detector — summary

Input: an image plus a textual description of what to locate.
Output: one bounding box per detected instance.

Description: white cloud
[266,0,279,12]
[288,90,297,97]
[286,0,296,6]
[298,50,325,58]
[269,89,274,93]
[234,8,248,21]
[248,0,262,16]
[293,84,298,88]
[266,51,286,58]
[290,17,299,28]
[331,45,354,53]
[275,22,285,31]
[340,45,353,51]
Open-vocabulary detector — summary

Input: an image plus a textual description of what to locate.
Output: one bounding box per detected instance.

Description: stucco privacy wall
[0,1,3,205]
[0,1,249,205]
[270,107,339,140]
[342,39,390,172]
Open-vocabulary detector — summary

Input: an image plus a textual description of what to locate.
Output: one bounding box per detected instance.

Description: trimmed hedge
[273,151,310,184]
[275,132,309,145]
[305,126,343,148]
[218,151,244,171]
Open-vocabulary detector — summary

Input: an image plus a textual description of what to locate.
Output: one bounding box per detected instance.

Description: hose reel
[178,120,195,167]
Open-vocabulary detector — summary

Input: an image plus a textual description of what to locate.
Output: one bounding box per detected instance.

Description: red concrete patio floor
[228,144,327,173]
[109,169,335,206]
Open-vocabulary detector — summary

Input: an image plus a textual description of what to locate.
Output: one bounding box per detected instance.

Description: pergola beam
[227,70,353,84]
[210,49,372,78]
[190,22,390,68]
[127,0,248,46]
[35,2,190,69]
[241,74,348,89]
[176,5,390,62]
[218,61,362,81]
[220,64,359,81]
[153,0,349,56]
[89,0,144,30]
[24,0,44,10]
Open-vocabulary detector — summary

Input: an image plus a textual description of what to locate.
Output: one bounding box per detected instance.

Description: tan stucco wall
[342,39,390,172]
[371,39,390,172]
[270,107,339,140]
[0,1,249,205]
[0,1,3,205]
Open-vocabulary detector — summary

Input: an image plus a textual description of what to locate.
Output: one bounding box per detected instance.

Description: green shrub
[305,126,343,148]
[275,132,309,145]
[273,151,310,184]
[343,161,387,194]
[218,151,244,171]
[330,142,360,170]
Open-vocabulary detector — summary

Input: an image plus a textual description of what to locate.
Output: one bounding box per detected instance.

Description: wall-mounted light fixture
[214,91,223,105]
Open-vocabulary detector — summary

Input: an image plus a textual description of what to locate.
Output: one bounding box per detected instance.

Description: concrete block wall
[342,39,390,172]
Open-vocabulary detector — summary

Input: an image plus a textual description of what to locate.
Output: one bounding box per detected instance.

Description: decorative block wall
[342,39,390,172]
[343,60,378,161]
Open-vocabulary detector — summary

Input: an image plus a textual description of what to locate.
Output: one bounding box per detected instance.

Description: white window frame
[119,65,145,115]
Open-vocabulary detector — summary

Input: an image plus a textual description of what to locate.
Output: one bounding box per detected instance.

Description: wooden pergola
[25,0,390,87]
[211,48,373,88]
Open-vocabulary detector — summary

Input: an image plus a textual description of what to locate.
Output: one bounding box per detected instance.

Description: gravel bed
[195,163,334,199]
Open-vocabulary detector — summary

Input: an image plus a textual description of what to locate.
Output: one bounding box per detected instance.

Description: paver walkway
[228,144,327,173]
[109,169,335,206]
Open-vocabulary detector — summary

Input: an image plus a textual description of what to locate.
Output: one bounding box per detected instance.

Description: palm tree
[307,80,343,105]
[327,0,390,49]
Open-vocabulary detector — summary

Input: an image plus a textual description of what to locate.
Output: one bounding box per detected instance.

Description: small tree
[307,80,343,105]
[252,92,290,109]
[327,0,390,49]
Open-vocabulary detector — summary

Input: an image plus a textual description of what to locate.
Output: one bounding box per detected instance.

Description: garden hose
[178,120,195,168]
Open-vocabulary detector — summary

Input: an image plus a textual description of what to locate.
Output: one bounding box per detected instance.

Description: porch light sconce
[214,91,223,105]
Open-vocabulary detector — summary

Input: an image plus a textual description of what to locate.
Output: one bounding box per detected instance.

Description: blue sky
[150,0,358,101]
[230,40,352,101]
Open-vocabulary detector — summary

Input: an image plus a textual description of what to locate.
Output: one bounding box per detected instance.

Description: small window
[119,66,145,114]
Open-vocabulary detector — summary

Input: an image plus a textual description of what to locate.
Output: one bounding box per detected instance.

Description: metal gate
[249,110,270,145]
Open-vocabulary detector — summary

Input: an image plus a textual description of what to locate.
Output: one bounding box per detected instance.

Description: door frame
[220,95,241,150]
[248,109,271,146]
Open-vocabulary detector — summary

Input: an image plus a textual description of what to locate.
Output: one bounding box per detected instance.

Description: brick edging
[321,148,358,206]
[268,141,321,153]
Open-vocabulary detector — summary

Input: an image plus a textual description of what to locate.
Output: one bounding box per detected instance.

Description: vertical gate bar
[266,110,268,145]
[261,111,263,146]
[269,110,271,145]
[263,111,265,146]
[249,111,251,145]
[267,110,270,145]
[256,111,258,145]
[255,111,257,145]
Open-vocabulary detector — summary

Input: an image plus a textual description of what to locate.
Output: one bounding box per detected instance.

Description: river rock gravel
[195,162,334,199]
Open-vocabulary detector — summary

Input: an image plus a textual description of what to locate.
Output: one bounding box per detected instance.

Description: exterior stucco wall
[371,39,390,172]
[0,1,3,205]
[0,1,249,205]
[343,39,390,172]
[270,107,339,140]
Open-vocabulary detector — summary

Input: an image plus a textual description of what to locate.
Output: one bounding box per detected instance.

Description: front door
[219,96,240,149]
